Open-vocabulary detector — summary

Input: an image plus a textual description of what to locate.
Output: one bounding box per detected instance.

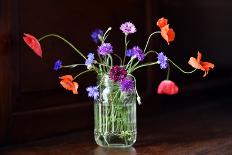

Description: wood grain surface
[0,99,232,155]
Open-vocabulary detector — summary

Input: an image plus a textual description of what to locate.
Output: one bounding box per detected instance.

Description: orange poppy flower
[59,75,79,94]
[157,17,168,29]
[23,33,42,58]
[160,25,175,45]
[188,52,215,77]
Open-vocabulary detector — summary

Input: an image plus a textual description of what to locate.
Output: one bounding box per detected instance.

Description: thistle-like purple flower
[54,60,62,71]
[157,52,168,69]
[97,43,113,56]
[120,78,135,93]
[91,29,103,44]
[109,65,127,82]
[120,22,137,35]
[86,86,99,100]
[85,53,95,69]
[126,46,145,61]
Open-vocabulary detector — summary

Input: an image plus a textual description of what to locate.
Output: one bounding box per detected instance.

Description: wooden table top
[1,99,232,155]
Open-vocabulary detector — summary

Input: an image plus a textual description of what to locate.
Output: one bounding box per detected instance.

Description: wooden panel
[8,102,93,144]
[17,0,147,111]
[0,0,148,144]
[0,0,12,144]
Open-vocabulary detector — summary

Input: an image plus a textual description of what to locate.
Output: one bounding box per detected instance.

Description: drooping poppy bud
[23,33,42,58]
[157,80,179,95]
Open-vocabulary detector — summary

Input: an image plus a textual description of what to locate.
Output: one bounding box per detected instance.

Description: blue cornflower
[126,46,145,61]
[85,53,95,69]
[120,22,137,35]
[126,49,134,57]
[97,43,113,56]
[53,60,62,71]
[86,86,99,100]
[91,29,103,44]
[120,78,135,93]
[157,52,168,69]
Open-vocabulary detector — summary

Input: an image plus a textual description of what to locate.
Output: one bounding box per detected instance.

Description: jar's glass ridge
[94,74,137,148]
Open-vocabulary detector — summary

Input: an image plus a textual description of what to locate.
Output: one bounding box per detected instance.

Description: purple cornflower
[120,22,137,35]
[109,65,127,82]
[53,60,62,71]
[91,29,103,44]
[85,53,95,69]
[97,43,113,56]
[126,46,145,61]
[120,78,135,93]
[86,86,99,100]
[157,52,169,69]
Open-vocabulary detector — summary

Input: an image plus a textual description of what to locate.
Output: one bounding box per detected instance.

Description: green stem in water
[143,31,161,52]
[128,74,141,105]
[38,34,86,60]
[168,59,197,74]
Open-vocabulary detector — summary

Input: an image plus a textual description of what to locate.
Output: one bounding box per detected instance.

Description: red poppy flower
[59,75,79,94]
[188,51,215,77]
[23,33,42,58]
[157,17,168,29]
[160,25,175,45]
[157,80,179,95]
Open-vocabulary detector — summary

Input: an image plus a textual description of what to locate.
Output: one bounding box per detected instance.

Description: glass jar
[94,74,137,148]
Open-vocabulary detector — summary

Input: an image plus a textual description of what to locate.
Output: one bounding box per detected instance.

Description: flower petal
[72,82,79,94]
[156,17,168,29]
[197,51,202,62]
[59,75,78,94]
[201,61,215,77]
[188,57,205,71]
[160,25,175,45]
[23,33,42,58]
[59,75,74,81]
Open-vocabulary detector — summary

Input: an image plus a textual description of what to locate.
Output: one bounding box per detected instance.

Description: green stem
[131,62,159,73]
[145,50,157,56]
[38,34,86,60]
[61,64,86,68]
[123,35,128,65]
[108,54,113,68]
[126,57,135,70]
[130,50,157,72]
[96,62,111,68]
[113,54,122,66]
[166,66,170,80]
[102,27,112,42]
[73,69,93,79]
[143,31,161,52]
[168,59,197,74]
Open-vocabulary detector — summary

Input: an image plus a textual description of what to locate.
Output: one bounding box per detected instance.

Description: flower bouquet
[23,17,214,147]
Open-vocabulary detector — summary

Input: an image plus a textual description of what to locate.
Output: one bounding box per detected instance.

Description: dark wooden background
[0,0,232,145]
